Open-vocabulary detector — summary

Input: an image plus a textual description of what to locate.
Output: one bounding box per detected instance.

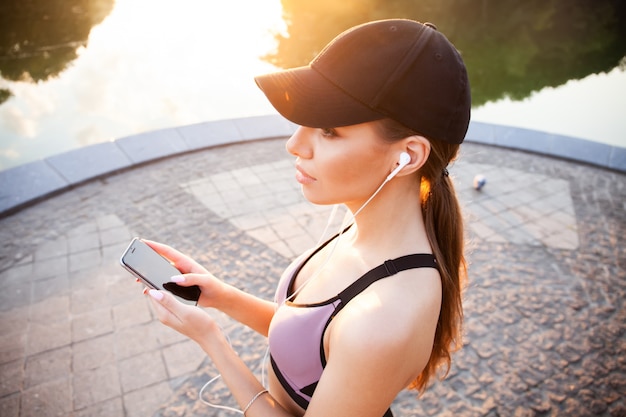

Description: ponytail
[376,119,466,394]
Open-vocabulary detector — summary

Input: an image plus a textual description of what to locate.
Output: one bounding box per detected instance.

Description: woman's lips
[295,166,316,184]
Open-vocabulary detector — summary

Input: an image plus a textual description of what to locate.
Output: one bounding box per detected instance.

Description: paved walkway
[0,135,625,416]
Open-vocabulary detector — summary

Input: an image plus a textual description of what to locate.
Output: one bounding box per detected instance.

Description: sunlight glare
[78,0,285,129]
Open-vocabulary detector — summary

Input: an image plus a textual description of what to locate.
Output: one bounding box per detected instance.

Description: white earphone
[386,152,411,181]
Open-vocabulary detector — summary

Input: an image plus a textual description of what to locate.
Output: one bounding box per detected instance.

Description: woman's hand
[142,240,228,309]
[146,288,221,343]
[139,239,276,337]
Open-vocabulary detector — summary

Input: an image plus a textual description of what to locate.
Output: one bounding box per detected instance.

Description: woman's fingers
[147,289,184,327]
[143,239,207,274]
[146,289,217,342]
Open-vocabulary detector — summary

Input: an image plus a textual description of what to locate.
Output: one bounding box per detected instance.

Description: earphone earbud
[386,152,411,181]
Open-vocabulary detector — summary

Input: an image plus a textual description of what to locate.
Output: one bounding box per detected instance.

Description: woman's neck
[344,176,431,256]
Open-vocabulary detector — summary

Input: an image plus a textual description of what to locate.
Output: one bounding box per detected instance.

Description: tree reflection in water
[263,0,626,107]
[1,0,624,108]
[0,0,114,103]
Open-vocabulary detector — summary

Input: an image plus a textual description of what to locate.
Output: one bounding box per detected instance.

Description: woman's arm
[147,289,293,416]
[146,270,440,417]
[144,240,276,336]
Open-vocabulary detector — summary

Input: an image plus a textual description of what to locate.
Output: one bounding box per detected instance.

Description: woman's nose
[286,127,312,159]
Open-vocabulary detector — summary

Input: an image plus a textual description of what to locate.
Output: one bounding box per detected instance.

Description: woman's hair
[376,118,466,394]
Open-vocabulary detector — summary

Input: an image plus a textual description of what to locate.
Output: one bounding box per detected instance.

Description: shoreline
[1,114,625,217]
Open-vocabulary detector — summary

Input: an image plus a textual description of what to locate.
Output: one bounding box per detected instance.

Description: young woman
[143,19,470,417]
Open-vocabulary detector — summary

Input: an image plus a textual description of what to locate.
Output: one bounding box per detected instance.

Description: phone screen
[120,238,200,305]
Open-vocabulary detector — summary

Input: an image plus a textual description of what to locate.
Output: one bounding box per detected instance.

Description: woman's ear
[393,135,431,177]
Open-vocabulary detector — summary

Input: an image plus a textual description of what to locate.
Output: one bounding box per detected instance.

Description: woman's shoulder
[332,265,441,349]
[323,266,442,393]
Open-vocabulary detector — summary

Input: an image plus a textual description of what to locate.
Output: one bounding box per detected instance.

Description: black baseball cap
[255,19,471,144]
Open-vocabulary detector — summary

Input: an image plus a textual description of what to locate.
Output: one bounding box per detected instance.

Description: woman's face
[285,122,394,208]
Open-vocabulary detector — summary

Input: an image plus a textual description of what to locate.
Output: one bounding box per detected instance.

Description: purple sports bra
[268,235,438,412]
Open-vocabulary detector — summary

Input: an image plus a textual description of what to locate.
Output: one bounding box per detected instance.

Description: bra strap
[337,254,438,310]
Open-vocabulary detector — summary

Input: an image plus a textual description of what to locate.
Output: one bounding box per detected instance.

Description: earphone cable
[199,173,393,411]
[286,175,391,302]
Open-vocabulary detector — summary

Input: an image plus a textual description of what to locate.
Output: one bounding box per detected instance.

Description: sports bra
[268,234,438,415]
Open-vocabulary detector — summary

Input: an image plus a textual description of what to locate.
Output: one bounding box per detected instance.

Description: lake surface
[0,0,624,172]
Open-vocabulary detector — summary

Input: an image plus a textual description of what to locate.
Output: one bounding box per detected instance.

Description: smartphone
[120,238,200,305]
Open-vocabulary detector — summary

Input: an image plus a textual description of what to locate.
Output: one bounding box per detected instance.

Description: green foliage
[0,88,12,105]
[0,0,114,82]
[265,0,626,106]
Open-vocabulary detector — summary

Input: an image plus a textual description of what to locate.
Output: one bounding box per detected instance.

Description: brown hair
[376,118,466,394]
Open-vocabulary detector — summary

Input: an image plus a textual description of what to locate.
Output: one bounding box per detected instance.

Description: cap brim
[255,66,385,129]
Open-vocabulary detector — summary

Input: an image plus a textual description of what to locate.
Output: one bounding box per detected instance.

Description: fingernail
[170,275,185,283]
[149,289,164,300]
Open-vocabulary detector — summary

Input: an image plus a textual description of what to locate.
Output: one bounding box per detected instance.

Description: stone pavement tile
[246,224,280,243]
[230,211,268,230]
[29,295,70,323]
[73,334,116,372]
[467,221,499,241]
[73,362,121,409]
[457,160,580,250]
[112,297,153,329]
[0,260,33,287]
[66,221,98,237]
[118,350,168,393]
[499,225,536,246]
[264,239,294,259]
[123,381,173,417]
[24,346,71,389]
[26,319,71,356]
[271,216,306,241]
[151,320,188,347]
[71,307,114,343]
[0,332,25,366]
[495,208,525,227]
[115,323,161,360]
[106,268,146,306]
[21,377,72,417]
[32,274,70,303]
[34,236,68,261]
[32,256,67,281]
[0,359,23,398]
[230,166,264,187]
[97,213,126,229]
[285,233,319,258]
[68,231,101,253]
[181,158,327,257]
[69,248,102,273]
[543,231,578,250]
[161,340,205,379]
[74,397,124,417]
[100,226,133,247]
[70,284,112,314]
[102,241,132,266]
[0,393,19,417]
[0,307,28,364]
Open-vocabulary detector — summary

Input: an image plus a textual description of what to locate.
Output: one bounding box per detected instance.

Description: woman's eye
[321,128,337,137]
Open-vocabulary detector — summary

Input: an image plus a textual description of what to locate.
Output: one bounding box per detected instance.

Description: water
[1,0,624,172]
[0,0,283,171]
[472,67,626,149]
